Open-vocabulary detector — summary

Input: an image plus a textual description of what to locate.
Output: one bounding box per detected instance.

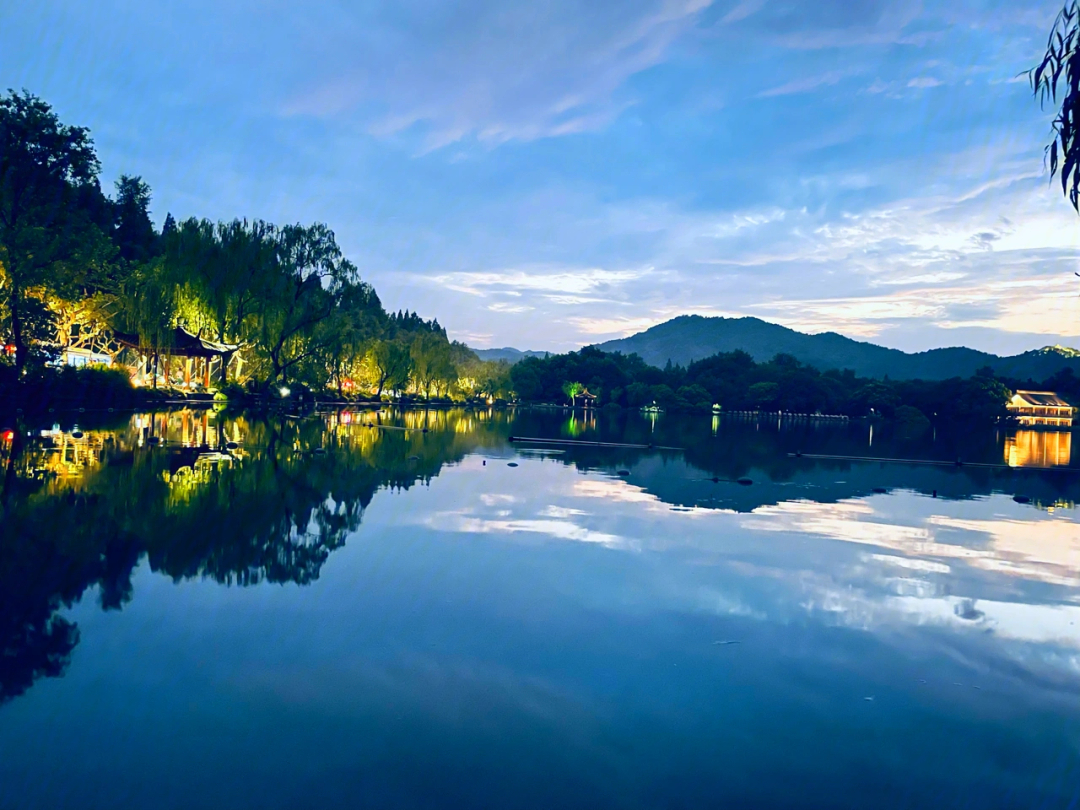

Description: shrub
[12,365,138,411]
[894,405,931,440]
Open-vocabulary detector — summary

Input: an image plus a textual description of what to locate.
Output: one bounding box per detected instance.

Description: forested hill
[593,315,1080,381]
[473,348,550,363]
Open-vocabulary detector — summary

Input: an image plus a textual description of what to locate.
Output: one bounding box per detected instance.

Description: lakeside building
[1006,391,1075,428]
[55,325,242,390]
[113,327,242,389]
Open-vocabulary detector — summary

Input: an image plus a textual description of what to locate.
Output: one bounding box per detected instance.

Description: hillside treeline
[0,91,512,401]
[510,345,1078,424]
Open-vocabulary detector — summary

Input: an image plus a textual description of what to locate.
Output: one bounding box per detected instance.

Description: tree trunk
[221,350,233,386]
[269,348,282,387]
[9,288,25,377]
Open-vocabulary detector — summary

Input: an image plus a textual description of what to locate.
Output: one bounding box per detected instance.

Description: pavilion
[113,327,243,389]
[1006,390,1075,428]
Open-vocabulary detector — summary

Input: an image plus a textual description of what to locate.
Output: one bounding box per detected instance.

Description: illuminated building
[1006,391,1075,428]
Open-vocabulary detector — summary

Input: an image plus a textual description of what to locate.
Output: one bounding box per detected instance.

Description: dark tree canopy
[112,174,157,263]
[0,90,112,373]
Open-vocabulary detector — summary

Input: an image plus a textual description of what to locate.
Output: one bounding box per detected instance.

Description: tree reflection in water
[1,406,1075,704]
[0,407,501,703]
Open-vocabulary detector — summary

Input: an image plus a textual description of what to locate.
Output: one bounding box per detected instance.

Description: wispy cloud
[428,267,654,299]
[720,0,766,24]
[759,69,857,98]
[282,0,716,148]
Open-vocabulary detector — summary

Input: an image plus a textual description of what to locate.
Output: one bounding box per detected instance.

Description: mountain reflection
[0,406,1075,704]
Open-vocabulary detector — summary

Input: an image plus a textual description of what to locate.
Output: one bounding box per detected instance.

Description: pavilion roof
[114,327,241,358]
[1011,390,1074,408]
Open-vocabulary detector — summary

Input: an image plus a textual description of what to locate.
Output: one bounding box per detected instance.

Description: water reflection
[1,407,1079,807]
[1004,429,1072,468]
[0,407,501,704]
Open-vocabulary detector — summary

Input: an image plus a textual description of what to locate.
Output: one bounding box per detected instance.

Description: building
[113,327,242,389]
[1006,390,1075,428]
[61,347,114,368]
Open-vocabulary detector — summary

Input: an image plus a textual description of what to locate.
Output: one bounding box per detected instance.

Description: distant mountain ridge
[473,347,550,364]
[593,315,1080,382]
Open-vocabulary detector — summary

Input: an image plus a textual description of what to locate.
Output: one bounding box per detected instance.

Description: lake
[1,407,1078,809]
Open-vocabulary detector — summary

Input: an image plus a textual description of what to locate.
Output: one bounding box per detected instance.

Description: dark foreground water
[1,408,1078,809]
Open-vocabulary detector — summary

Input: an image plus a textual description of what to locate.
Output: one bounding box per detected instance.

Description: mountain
[593,315,1080,381]
[473,347,550,364]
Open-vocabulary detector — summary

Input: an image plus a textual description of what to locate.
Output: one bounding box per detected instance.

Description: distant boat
[641,403,663,414]
[712,403,722,413]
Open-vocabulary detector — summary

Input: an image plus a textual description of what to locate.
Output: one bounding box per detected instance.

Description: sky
[2,0,1079,355]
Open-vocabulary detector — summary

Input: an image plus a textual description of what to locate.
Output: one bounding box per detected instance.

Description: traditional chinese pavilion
[113,327,242,389]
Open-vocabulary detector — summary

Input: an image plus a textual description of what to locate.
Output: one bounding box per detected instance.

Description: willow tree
[166,217,275,347]
[409,331,455,398]
[318,278,384,396]
[252,223,357,386]
[117,259,177,388]
[562,380,583,407]
[1033,3,1080,211]
[367,339,413,397]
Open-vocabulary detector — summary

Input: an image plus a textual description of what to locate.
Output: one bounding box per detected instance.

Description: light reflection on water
[0,408,1078,809]
[1005,429,1072,468]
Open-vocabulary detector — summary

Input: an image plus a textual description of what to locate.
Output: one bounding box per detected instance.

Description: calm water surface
[1,408,1078,809]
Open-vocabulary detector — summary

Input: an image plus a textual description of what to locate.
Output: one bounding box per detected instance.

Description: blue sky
[3,0,1078,354]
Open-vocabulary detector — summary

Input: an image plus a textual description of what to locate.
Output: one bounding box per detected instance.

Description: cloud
[568,316,672,336]
[487,302,535,314]
[748,0,926,49]
[433,514,629,548]
[742,498,1080,591]
[428,266,654,300]
[282,0,715,147]
[405,151,1080,352]
[758,69,856,98]
[720,0,766,24]
[907,76,943,88]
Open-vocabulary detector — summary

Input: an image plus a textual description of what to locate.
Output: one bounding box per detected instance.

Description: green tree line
[0,90,512,402]
[509,345,1078,425]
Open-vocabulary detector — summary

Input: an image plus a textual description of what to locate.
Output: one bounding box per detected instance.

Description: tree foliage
[0,90,114,374]
[512,346,1015,424]
[1032,2,1080,211]
[0,90,515,401]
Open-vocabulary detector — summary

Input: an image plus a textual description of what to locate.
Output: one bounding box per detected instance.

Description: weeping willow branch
[1032,2,1080,212]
